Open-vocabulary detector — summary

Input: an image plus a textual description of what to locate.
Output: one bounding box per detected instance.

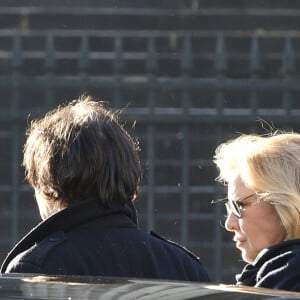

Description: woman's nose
[225,210,239,232]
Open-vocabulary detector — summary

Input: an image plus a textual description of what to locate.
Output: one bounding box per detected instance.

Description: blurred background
[1,0,300,283]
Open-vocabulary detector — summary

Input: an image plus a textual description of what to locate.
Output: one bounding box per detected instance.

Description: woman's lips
[236,241,244,248]
[233,236,246,249]
[235,239,246,249]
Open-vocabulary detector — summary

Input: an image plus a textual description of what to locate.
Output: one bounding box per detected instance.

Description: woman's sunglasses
[211,193,256,218]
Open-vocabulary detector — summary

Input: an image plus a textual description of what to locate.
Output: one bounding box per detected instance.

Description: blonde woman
[213,132,300,291]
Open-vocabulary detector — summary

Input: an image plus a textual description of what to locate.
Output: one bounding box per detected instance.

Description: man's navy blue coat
[236,239,300,292]
[1,199,210,282]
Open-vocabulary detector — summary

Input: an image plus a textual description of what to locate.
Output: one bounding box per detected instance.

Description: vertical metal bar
[282,36,294,116]
[180,35,192,246]
[10,34,22,245]
[113,36,124,107]
[180,123,189,246]
[249,33,261,114]
[181,35,192,75]
[214,34,226,115]
[45,34,55,109]
[214,33,227,282]
[145,37,157,231]
[10,123,20,246]
[214,126,223,282]
[78,34,90,94]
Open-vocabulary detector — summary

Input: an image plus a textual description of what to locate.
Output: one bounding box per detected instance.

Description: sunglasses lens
[231,201,241,218]
[225,200,241,218]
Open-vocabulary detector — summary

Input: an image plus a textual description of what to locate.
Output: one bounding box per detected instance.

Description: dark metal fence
[1,29,300,283]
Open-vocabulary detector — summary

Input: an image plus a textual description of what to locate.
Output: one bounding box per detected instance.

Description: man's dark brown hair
[23,95,142,206]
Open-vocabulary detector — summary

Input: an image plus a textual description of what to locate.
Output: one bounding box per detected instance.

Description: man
[1,96,209,282]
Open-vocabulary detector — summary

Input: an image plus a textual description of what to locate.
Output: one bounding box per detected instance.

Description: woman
[213,132,300,291]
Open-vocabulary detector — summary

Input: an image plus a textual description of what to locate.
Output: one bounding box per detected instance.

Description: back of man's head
[23,95,142,207]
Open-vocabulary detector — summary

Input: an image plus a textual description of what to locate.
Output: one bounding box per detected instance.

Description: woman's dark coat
[236,239,300,291]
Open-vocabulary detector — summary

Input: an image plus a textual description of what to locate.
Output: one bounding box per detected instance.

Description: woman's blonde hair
[214,132,300,239]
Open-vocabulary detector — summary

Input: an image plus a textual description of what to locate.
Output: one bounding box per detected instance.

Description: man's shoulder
[149,231,201,262]
[6,231,67,273]
[149,230,210,281]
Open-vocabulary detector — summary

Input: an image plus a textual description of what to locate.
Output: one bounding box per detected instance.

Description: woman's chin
[241,250,255,264]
